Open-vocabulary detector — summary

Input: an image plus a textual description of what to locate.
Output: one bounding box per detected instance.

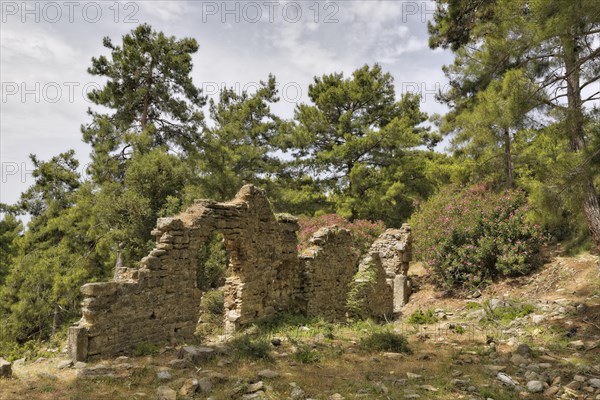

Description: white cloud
[139,1,186,22]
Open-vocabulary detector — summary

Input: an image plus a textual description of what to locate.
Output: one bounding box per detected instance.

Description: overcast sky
[0,0,453,205]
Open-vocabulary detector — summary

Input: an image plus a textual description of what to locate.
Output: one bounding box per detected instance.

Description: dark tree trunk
[503,129,513,188]
[51,302,60,336]
[563,35,600,250]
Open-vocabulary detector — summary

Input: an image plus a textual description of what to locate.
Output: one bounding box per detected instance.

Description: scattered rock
[168,359,188,369]
[510,353,528,366]
[497,372,518,387]
[271,338,282,346]
[406,372,422,379]
[258,369,279,379]
[205,371,228,384]
[484,365,506,373]
[178,346,215,363]
[13,358,25,366]
[0,358,12,378]
[527,380,544,393]
[531,314,546,324]
[73,361,87,369]
[589,378,600,388]
[179,378,199,397]
[290,387,306,400]
[374,381,388,394]
[569,340,585,350]
[489,298,508,310]
[57,360,73,369]
[157,370,171,381]
[515,343,533,357]
[198,377,213,393]
[328,394,344,400]
[246,381,264,393]
[157,386,177,400]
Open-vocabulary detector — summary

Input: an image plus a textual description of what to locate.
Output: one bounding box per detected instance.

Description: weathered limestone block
[81,282,119,297]
[393,274,412,311]
[68,326,88,362]
[156,217,184,231]
[0,357,12,378]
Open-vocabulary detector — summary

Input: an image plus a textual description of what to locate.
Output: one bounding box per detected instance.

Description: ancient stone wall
[368,225,413,312]
[68,185,413,361]
[347,252,394,319]
[69,185,300,361]
[299,227,359,321]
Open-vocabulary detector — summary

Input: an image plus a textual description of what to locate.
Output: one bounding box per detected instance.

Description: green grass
[465,301,482,310]
[360,331,411,353]
[406,308,439,325]
[229,334,272,360]
[292,344,321,364]
[479,300,535,326]
[133,341,160,356]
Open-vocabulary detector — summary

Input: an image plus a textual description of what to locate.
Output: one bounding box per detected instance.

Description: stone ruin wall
[369,226,413,312]
[299,227,359,321]
[68,185,412,361]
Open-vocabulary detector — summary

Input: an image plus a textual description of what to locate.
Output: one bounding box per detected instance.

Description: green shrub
[196,289,225,338]
[360,331,411,353]
[406,308,438,325]
[292,344,321,364]
[481,302,535,325]
[465,301,483,310]
[196,233,228,291]
[133,342,160,356]
[410,184,546,288]
[229,335,272,360]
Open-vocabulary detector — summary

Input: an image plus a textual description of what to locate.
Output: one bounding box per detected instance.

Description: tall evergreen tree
[285,64,437,225]
[429,0,600,247]
[82,24,206,264]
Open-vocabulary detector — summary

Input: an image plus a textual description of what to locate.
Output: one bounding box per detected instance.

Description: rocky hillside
[0,253,599,400]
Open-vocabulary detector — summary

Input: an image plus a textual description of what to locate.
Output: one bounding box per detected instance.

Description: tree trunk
[113,248,123,280]
[563,35,600,250]
[503,129,513,188]
[51,302,60,336]
[141,95,149,131]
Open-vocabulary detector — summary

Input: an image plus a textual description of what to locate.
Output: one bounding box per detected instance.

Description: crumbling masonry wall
[69,185,300,361]
[299,227,360,321]
[68,185,412,361]
[368,226,413,312]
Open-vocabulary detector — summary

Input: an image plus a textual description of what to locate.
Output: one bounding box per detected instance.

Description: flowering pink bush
[410,184,546,289]
[297,214,386,255]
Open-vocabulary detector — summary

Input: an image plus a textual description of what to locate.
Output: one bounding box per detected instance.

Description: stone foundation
[68,185,412,361]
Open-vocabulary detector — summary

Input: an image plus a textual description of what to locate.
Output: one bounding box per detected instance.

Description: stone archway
[67,185,412,361]
[68,185,301,361]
